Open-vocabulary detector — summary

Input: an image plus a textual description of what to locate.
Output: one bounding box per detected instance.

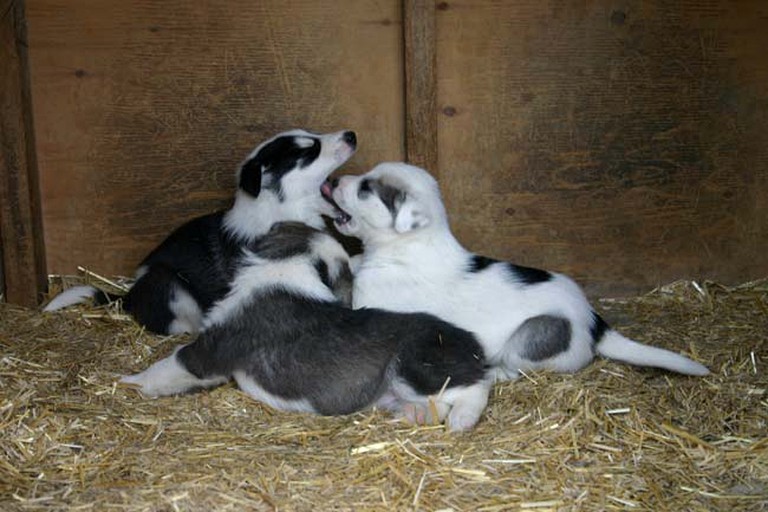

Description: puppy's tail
[594,322,709,376]
[42,285,124,312]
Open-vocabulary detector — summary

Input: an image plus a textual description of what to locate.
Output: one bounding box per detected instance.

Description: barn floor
[1,279,766,511]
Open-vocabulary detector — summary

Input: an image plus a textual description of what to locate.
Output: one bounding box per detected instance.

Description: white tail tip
[596,330,710,376]
[42,286,98,312]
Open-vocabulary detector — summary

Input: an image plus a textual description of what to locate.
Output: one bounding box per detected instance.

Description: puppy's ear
[394,199,430,233]
[238,156,263,197]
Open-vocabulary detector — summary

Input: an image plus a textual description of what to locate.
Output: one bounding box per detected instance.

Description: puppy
[120,222,492,432]
[44,129,357,335]
[322,162,710,380]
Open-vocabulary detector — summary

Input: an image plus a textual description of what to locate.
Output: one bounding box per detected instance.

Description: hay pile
[1,279,766,511]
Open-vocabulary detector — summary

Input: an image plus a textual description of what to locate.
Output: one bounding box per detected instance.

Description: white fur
[309,230,351,282]
[120,347,227,397]
[232,370,316,413]
[202,252,337,329]
[42,286,98,312]
[333,162,709,378]
[167,286,204,335]
[378,377,491,432]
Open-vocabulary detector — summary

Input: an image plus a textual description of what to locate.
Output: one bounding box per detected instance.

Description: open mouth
[320,181,352,225]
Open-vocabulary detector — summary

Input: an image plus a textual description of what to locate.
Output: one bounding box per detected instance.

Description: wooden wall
[436,0,768,295]
[3,0,766,302]
[26,0,404,275]
[0,0,47,307]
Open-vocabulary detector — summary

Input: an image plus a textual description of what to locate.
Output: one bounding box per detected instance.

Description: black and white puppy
[120,222,492,432]
[322,162,710,380]
[43,129,356,335]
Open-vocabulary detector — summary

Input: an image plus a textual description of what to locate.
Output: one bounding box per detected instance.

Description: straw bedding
[1,278,766,511]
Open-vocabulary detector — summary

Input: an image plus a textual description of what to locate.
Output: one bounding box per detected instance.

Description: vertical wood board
[403,0,438,174]
[0,0,47,306]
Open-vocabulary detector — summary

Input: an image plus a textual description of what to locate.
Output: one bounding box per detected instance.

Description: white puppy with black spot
[44,129,356,335]
[322,162,710,380]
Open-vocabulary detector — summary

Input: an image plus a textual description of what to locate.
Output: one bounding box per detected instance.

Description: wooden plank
[403,0,438,173]
[26,0,404,276]
[436,0,768,296]
[0,0,47,306]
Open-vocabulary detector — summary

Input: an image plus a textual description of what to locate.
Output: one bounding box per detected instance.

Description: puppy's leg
[120,345,227,398]
[444,380,492,432]
[125,267,204,335]
[388,378,490,431]
[490,366,520,382]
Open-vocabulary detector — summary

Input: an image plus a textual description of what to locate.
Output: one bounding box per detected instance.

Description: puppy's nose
[331,177,341,188]
[342,131,357,149]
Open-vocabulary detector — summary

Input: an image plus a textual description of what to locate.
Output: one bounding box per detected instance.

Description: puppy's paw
[490,366,520,383]
[400,400,450,426]
[446,405,482,432]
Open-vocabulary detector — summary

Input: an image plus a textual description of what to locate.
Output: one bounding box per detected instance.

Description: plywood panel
[436,0,768,296]
[27,0,404,275]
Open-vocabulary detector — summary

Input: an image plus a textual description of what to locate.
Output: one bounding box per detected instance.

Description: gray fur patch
[372,180,405,216]
[515,315,572,362]
[251,222,319,259]
[330,260,354,307]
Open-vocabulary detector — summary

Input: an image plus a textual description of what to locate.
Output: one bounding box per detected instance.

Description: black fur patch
[239,134,322,199]
[314,259,330,289]
[590,311,610,344]
[506,263,552,285]
[238,157,263,197]
[395,319,488,396]
[468,255,498,273]
[126,211,245,333]
[517,315,572,362]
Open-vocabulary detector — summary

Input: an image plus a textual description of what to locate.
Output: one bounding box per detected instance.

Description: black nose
[343,131,357,149]
[331,177,340,188]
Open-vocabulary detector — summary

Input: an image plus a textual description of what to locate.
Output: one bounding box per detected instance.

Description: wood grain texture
[436,0,768,296]
[27,0,404,275]
[0,0,47,306]
[403,0,438,173]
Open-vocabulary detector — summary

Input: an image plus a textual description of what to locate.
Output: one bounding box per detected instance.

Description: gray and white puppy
[121,223,492,431]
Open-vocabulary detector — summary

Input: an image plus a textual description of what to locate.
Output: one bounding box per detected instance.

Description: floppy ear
[238,156,263,197]
[394,198,430,233]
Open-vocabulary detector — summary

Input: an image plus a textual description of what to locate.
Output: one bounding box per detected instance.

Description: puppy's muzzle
[320,179,352,225]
